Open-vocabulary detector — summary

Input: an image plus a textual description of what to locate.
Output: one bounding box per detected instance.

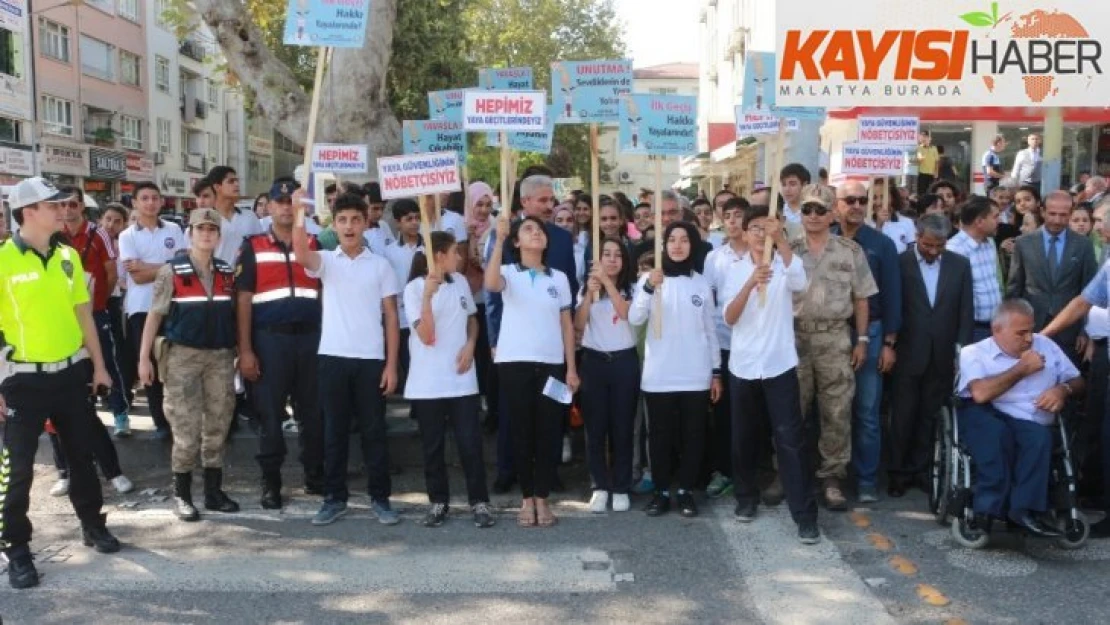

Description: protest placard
[283,0,370,48]
[840,143,907,176]
[428,89,467,124]
[741,51,826,120]
[462,90,547,133]
[734,109,799,137]
[403,120,468,163]
[377,152,462,200]
[479,67,534,90]
[550,60,634,124]
[310,144,368,174]
[618,94,697,156]
[857,116,920,148]
[507,115,556,155]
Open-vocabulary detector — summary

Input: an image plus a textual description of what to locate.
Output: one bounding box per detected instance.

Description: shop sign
[0,146,33,176]
[89,148,127,180]
[125,153,154,182]
[40,143,90,177]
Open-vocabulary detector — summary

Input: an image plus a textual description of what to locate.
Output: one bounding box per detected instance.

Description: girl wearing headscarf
[463,181,498,431]
[628,222,721,519]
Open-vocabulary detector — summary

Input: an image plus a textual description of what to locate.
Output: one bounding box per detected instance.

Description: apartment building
[0,1,35,185]
[33,0,150,205]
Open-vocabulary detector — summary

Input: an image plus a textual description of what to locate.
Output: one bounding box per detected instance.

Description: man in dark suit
[484,173,579,493]
[888,213,974,496]
[1006,190,1098,362]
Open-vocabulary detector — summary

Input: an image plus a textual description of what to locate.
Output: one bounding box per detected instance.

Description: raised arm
[291,189,321,273]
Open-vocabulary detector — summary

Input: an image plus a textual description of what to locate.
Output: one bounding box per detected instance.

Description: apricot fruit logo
[779,2,1102,103]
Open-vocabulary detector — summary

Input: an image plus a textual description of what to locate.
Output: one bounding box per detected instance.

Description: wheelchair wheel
[951,516,990,549]
[929,408,951,525]
[1055,513,1090,550]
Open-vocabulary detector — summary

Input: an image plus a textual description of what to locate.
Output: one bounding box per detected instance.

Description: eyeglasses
[61,201,81,209]
[839,196,868,206]
[801,204,829,216]
[747,225,766,234]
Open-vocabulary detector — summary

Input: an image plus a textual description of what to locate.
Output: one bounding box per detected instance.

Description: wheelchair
[928,396,1091,550]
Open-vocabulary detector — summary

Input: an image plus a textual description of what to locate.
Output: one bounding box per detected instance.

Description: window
[120,51,141,87]
[157,118,171,154]
[207,132,220,163]
[207,79,218,109]
[180,127,189,160]
[41,95,73,137]
[39,19,70,63]
[0,28,18,77]
[155,56,170,92]
[118,0,139,21]
[120,115,142,150]
[155,0,171,29]
[80,35,115,81]
[0,116,21,143]
[85,0,115,14]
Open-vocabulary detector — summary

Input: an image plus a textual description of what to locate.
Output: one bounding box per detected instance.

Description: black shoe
[1010,513,1063,538]
[492,474,516,494]
[483,414,499,435]
[173,472,200,522]
[422,503,449,528]
[644,493,671,517]
[798,520,821,544]
[677,492,699,518]
[1090,518,1110,539]
[887,481,907,498]
[81,516,121,554]
[6,552,39,589]
[734,500,758,523]
[551,474,566,493]
[261,475,283,510]
[203,468,240,513]
[304,471,324,496]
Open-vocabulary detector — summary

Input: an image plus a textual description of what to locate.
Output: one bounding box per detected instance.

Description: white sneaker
[562,435,572,463]
[612,493,631,512]
[111,475,134,494]
[588,490,609,513]
[50,478,69,497]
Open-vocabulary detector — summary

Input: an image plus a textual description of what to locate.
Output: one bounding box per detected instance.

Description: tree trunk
[193,0,401,163]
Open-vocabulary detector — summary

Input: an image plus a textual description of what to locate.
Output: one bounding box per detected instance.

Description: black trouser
[710,349,733,477]
[1079,339,1107,500]
[127,312,168,431]
[580,349,640,494]
[917,173,935,197]
[645,390,708,493]
[475,304,498,419]
[730,370,817,524]
[1,362,105,558]
[412,395,489,505]
[109,296,134,405]
[888,356,952,482]
[93,310,128,415]
[254,328,324,480]
[398,329,411,393]
[49,396,122,481]
[499,362,565,499]
[318,356,390,503]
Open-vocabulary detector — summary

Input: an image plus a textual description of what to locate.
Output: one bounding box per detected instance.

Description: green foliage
[388,0,476,120]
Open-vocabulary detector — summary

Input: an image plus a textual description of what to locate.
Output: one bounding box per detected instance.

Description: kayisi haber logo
[778,2,1103,102]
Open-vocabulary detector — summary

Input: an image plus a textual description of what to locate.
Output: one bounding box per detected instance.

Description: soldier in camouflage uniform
[790,187,878,511]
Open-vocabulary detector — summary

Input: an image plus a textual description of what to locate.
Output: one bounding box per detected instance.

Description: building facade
[0,1,35,185]
[33,0,150,204]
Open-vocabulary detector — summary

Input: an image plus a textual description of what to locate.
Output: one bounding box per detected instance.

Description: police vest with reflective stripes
[162,256,236,349]
[249,234,321,305]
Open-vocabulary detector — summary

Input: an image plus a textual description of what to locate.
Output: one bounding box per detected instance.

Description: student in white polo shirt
[574,237,639,514]
[629,221,721,519]
[117,181,184,438]
[384,199,423,388]
[484,215,579,528]
[206,166,264,266]
[403,231,494,529]
[721,206,820,545]
[292,189,402,528]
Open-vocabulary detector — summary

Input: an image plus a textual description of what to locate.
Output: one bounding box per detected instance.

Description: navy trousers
[958,400,1052,518]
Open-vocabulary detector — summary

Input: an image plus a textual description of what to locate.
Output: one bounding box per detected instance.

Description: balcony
[84,127,117,147]
[184,153,206,173]
[179,39,206,62]
[195,101,208,119]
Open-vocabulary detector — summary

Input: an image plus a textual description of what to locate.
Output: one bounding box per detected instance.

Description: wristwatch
[857,336,870,343]
[884,338,897,348]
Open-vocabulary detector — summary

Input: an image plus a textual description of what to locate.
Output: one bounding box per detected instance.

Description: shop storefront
[124,153,155,199]
[87,147,127,206]
[39,142,89,189]
[0,146,34,185]
[158,169,205,215]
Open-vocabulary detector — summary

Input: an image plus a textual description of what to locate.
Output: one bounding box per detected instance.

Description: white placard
[841,143,907,176]
[856,117,920,148]
[463,90,547,133]
[377,151,462,200]
[734,111,799,137]
[311,144,369,174]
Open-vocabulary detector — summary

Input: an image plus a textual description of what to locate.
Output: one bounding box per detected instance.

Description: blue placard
[507,115,556,155]
[283,0,370,48]
[428,89,466,124]
[618,94,697,157]
[550,59,634,124]
[403,120,468,165]
[740,51,826,121]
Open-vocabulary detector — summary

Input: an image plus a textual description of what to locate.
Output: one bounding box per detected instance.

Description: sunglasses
[61,200,81,208]
[839,196,868,206]
[801,203,829,216]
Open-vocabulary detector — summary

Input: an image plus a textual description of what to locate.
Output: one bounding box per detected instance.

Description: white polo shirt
[384,239,423,330]
[494,264,572,365]
[435,210,468,243]
[720,252,808,380]
[577,287,636,353]
[402,273,479,399]
[703,243,745,351]
[118,219,186,316]
[212,208,264,266]
[628,273,721,392]
[308,247,400,360]
[364,225,396,255]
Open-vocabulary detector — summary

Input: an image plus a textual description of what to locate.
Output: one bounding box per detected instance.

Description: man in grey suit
[1006,190,1098,362]
[888,214,974,497]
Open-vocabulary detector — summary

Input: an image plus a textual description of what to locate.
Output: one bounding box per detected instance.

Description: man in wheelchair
[956,299,1083,537]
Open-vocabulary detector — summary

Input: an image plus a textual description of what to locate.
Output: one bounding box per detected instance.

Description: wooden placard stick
[296,46,329,228]
[424,194,438,275]
[499,132,510,225]
[652,156,664,338]
[758,121,787,306]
